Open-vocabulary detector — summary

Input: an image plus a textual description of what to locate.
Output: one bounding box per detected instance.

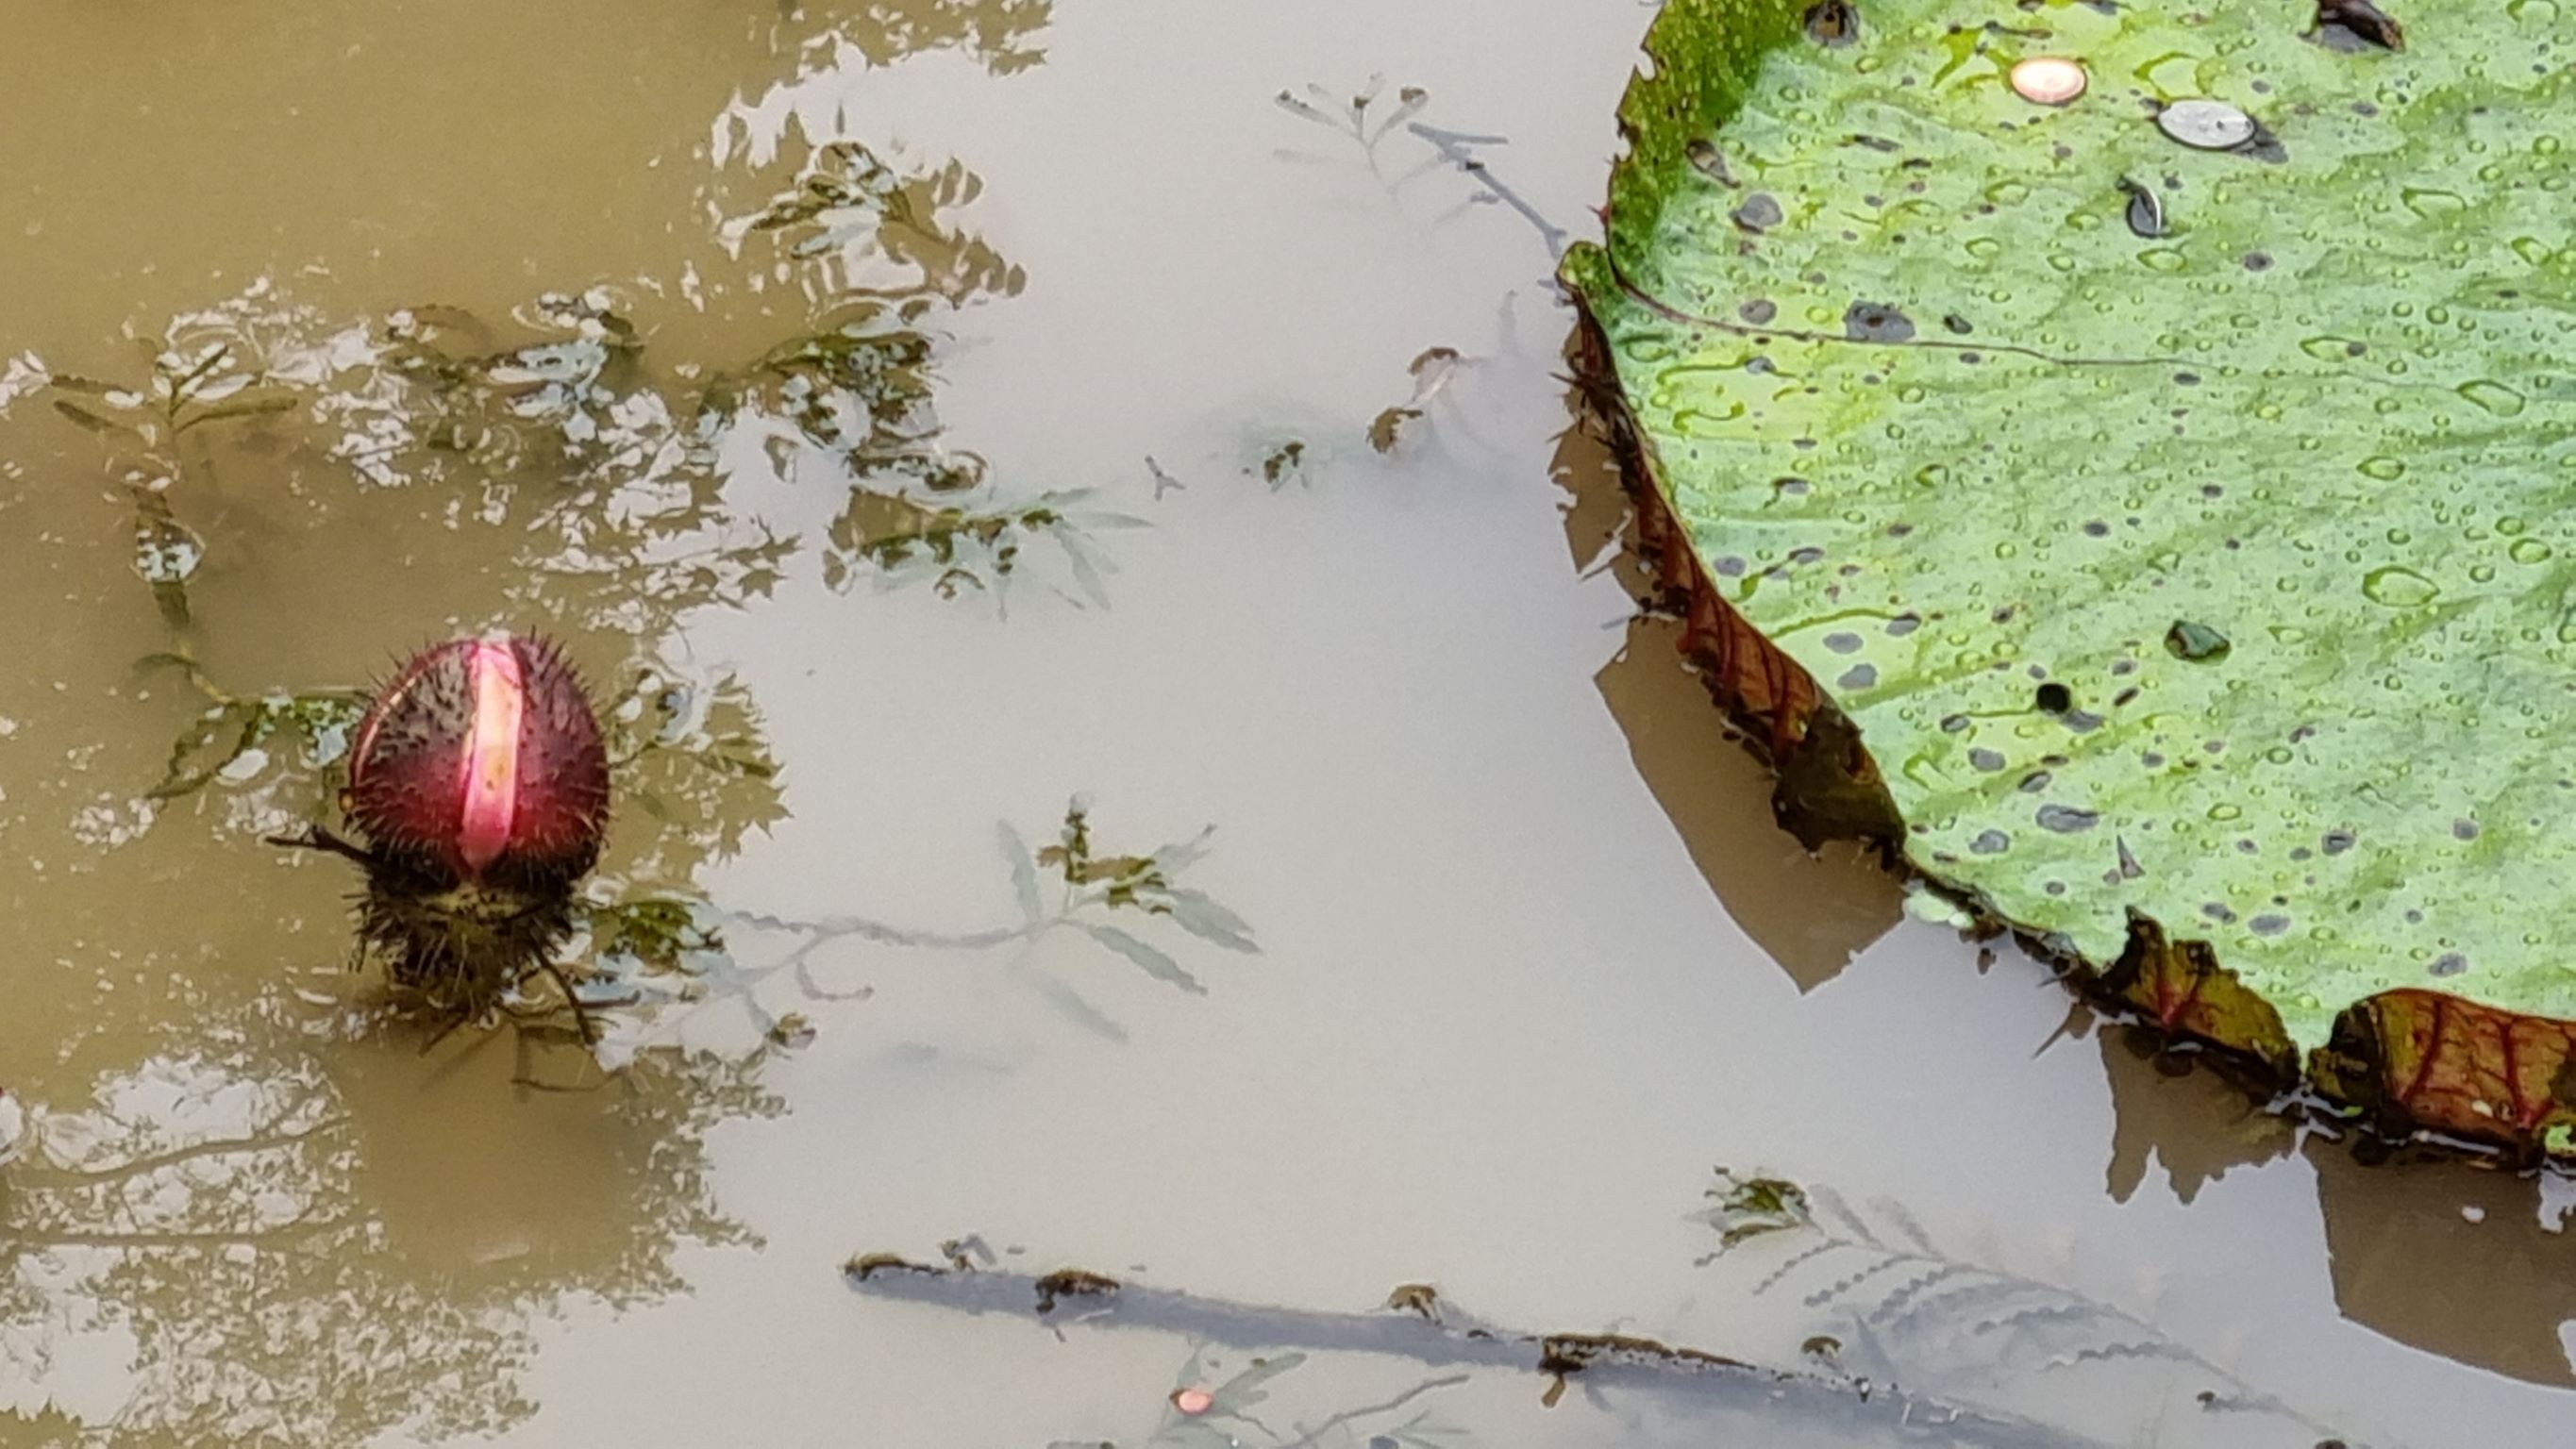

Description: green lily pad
[1565,0,2576,1147]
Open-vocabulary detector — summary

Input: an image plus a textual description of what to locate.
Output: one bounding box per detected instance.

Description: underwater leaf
[146,702,262,800]
[1160,888,1259,954]
[1564,0,2576,1152]
[999,820,1046,926]
[1075,922,1204,995]
[1031,974,1130,1042]
[175,391,300,431]
[50,396,142,439]
[1053,525,1115,610]
[1200,1351,1306,1417]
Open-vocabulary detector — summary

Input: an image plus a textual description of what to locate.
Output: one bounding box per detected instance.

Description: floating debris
[1687,138,1737,185]
[1802,0,1858,46]
[1843,301,1914,342]
[2009,56,2089,107]
[1731,192,1783,232]
[2156,98,2258,151]
[2315,0,2405,51]
[2166,620,2233,662]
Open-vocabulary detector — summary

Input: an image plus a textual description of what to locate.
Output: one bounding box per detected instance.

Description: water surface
[2,3,2571,1445]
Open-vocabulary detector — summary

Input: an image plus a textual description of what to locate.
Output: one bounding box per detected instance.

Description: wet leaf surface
[1565,0,2576,1140]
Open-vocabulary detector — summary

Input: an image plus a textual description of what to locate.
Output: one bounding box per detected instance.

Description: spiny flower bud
[347,631,609,886]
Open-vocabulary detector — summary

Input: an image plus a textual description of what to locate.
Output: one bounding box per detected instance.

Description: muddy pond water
[0,2,2570,1445]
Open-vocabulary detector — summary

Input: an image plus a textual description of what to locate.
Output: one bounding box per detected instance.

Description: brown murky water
[2,3,2572,1445]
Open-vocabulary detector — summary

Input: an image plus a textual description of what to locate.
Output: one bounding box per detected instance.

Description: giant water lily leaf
[1564,0,2576,1151]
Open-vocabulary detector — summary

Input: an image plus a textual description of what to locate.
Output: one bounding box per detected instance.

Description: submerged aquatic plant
[1694,1169,2361,1445]
[723,797,1262,1042]
[719,142,1141,606]
[137,651,371,811]
[42,333,302,625]
[1274,75,1566,257]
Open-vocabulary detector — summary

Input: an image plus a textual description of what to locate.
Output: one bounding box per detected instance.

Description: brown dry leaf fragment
[1368,407,1422,453]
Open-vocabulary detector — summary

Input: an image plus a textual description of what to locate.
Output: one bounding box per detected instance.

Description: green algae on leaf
[1564,0,2576,1152]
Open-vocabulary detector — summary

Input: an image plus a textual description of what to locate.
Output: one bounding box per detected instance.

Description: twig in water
[841,1253,2095,1446]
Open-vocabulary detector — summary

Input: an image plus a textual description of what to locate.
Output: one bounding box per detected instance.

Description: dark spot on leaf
[2242,252,2274,272]
[1804,0,1859,45]
[1740,297,1778,324]
[2083,520,2110,537]
[2323,829,2355,855]
[1823,631,1864,654]
[1845,302,1915,342]
[2117,836,2144,877]
[2037,804,2100,832]
[2034,682,2073,713]
[1969,747,2006,771]
[2019,770,2053,792]
[2430,952,2468,977]
[1887,613,1921,636]
[1939,712,1969,733]
[2064,710,2103,732]
[2202,902,2238,923]
[1687,139,1738,185]
[1837,663,1878,690]
[1943,314,1973,336]
[2250,914,2291,936]
[1970,829,2012,855]
[1715,556,1748,576]
[2166,621,2231,661]
[1732,192,1784,232]
[2452,818,2480,841]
